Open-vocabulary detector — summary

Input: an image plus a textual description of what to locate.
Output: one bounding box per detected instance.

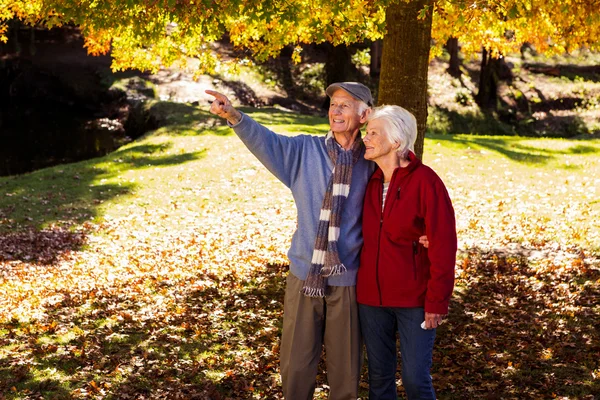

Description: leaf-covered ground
[1,106,599,399]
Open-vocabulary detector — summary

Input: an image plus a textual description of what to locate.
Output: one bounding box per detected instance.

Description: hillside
[147,44,600,138]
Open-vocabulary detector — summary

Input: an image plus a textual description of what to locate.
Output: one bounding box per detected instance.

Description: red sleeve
[421,170,457,314]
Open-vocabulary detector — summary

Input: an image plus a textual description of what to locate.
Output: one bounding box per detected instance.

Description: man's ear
[360,108,372,124]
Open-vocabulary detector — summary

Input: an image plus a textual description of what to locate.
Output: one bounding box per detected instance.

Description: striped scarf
[302,131,364,297]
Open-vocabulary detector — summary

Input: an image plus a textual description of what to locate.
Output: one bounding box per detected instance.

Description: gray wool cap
[326,82,374,107]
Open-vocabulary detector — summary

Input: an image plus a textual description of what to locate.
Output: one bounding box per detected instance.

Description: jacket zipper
[375,182,401,305]
[375,181,384,306]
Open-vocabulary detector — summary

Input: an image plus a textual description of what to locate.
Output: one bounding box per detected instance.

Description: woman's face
[364,119,397,163]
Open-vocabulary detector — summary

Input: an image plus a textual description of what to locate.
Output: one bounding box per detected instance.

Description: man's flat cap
[326,82,374,107]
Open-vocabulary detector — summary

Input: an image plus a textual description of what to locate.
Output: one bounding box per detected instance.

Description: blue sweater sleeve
[230,113,304,188]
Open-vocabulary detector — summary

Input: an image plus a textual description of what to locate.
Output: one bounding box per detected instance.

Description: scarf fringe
[320,264,347,277]
[301,287,326,298]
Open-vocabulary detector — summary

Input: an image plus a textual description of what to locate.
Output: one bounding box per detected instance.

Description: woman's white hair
[366,105,417,158]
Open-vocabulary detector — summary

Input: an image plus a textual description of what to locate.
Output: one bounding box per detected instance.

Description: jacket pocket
[412,240,419,280]
[381,235,419,284]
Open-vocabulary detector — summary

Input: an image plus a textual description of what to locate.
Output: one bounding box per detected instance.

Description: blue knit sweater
[231,113,375,286]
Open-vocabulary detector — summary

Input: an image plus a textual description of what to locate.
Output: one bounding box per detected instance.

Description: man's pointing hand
[205,90,242,125]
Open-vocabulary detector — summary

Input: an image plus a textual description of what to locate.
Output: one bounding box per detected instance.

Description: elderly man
[206,82,374,400]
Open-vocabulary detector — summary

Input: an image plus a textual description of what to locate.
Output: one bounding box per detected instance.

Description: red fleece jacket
[357,152,457,314]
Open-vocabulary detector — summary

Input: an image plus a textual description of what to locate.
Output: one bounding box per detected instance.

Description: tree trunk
[277,45,296,98]
[475,48,513,111]
[323,42,358,86]
[322,43,359,109]
[446,37,461,78]
[370,39,383,78]
[378,0,433,160]
[475,48,496,110]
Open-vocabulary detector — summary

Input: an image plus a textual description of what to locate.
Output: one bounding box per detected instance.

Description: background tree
[431,0,600,112]
[445,37,462,78]
[370,39,383,78]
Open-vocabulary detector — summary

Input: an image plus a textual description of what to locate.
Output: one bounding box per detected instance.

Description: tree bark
[277,45,296,98]
[324,42,358,86]
[475,48,496,110]
[378,0,433,160]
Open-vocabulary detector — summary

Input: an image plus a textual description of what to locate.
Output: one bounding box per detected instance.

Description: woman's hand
[419,235,429,248]
[423,312,445,329]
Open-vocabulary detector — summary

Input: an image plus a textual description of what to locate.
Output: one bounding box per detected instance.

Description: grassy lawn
[1,104,599,399]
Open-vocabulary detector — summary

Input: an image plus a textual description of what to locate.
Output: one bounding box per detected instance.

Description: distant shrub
[351,49,371,68]
[454,89,471,106]
[427,107,515,135]
[294,63,326,97]
[427,108,452,134]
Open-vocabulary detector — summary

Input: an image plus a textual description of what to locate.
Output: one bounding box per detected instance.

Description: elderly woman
[357,105,457,399]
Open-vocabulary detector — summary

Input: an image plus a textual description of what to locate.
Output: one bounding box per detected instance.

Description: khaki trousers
[280,273,361,400]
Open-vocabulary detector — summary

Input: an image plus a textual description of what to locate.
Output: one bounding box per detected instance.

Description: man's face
[328,89,368,136]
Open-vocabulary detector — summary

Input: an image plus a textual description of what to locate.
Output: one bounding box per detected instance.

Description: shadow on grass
[0,262,287,399]
[428,132,600,166]
[1,246,598,399]
[523,63,600,83]
[109,143,207,168]
[0,139,206,246]
[149,101,327,136]
[147,102,232,136]
[431,250,600,399]
[243,108,328,135]
[0,228,86,264]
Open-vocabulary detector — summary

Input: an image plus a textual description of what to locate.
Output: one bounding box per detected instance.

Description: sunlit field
[1,104,599,399]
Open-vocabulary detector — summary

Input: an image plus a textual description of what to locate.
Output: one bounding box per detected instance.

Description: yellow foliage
[0,0,598,71]
[0,24,7,43]
[432,0,600,57]
[81,26,111,56]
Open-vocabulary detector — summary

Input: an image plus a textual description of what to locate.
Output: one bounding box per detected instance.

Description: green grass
[1,104,599,399]
[2,104,597,234]
[0,104,328,233]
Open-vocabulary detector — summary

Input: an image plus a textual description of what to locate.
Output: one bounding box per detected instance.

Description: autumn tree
[431,0,600,111]
[2,0,600,158]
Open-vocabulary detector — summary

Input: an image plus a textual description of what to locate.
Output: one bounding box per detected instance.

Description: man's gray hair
[367,105,417,158]
[357,100,370,116]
